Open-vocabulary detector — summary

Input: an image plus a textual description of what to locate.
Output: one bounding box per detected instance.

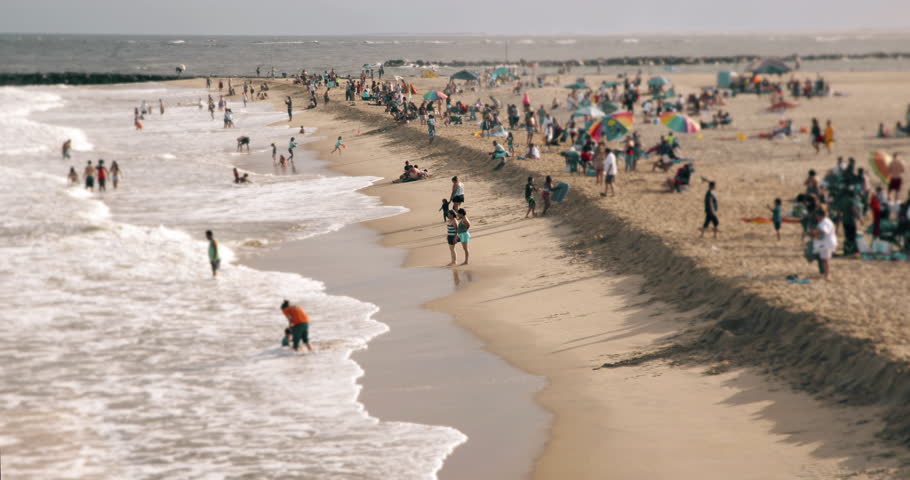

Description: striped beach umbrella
[868,151,892,184]
[660,112,701,133]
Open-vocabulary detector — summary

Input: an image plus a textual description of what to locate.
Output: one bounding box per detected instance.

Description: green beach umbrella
[491,67,510,79]
[599,101,620,114]
[648,76,671,88]
[601,81,620,88]
[451,70,479,81]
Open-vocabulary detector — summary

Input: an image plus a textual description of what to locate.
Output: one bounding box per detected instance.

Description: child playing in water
[67,167,78,184]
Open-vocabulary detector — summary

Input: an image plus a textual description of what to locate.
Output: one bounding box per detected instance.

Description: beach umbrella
[423,90,448,101]
[608,111,634,130]
[599,101,620,114]
[648,76,671,88]
[491,67,510,79]
[565,82,590,90]
[601,81,620,88]
[868,151,892,184]
[660,112,701,133]
[573,104,606,118]
[451,70,479,81]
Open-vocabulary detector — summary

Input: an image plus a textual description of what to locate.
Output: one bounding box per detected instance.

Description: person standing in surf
[110,161,122,190]
[271,142,278,164]
[285,96,293,121]
[67,166,78,184]
[96,160,108,192]
[288,137,297,163]
[62,139,72,160]
[159,99,165,115]
[206,230,220,277]
[83,160,95,192]
[281,300,313,353]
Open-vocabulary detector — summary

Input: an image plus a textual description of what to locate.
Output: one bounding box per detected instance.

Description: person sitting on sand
[490,141,509,160]
[666,163,693,193]
[236,136,250,152]
[526,143,541,160]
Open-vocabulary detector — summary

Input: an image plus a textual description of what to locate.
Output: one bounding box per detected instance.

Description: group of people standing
[444,176,471,266]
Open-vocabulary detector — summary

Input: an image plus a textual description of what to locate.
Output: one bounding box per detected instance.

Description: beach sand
[177,72,910,478]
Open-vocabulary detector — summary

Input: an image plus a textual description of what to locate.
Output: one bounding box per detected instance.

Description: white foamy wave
[554,39,577,45]
[517,39,535,45]
[622,38,640,44]
[0,83,466,480]
[168,39,186,44]
[815,36,846,43]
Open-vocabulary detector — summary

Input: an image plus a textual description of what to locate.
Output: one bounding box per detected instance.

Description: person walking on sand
[428,114,437,143]
[62,139,72,159]
[206,230,221,277]
[331,136,345,155]
[524,176,537,218]
[159,99,165,115]
[456,208,471,265]
[700,181,719,238]
[285,96,293,121]
[450,176,465,211]
[810,118,822,154]
[601,148,617,197]
[110,161,122,189]
[281,300,313,353]
[823,119,834,153]
[768,197,783,241]
[271,142,278,164]
[812,207,836,280]
[83,160,95,192]
[541,175,553,216]
[445,210,460,266]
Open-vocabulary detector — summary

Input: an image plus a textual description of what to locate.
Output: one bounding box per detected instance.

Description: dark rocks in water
[383,51,910,69]
[0,72,190,86]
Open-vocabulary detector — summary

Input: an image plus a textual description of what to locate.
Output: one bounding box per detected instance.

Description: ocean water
[2,33,910,77]
[0,84,466,478]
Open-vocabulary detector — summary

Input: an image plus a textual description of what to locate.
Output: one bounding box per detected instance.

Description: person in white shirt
[601,149,617,197]
[812,207,837,280]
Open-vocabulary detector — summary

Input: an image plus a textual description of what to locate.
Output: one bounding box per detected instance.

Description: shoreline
[229,92,549,479]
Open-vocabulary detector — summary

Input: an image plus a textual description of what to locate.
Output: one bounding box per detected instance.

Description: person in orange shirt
[281,300,312,352]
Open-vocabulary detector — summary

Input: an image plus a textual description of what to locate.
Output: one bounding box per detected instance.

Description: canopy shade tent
[749,58,791,75]
[491,67,510,79]
[451,70,479,81]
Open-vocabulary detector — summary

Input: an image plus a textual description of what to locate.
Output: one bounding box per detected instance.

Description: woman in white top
[812,207,837,280]
[450,176,465,211]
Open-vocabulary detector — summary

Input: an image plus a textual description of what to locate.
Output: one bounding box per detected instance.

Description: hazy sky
[3,0,909,35]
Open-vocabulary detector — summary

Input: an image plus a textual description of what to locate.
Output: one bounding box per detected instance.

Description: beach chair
[450,115,463,125]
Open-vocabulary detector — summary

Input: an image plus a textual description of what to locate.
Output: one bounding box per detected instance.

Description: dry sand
[176,73,910,478]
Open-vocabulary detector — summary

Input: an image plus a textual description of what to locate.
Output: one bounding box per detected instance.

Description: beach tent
[565,82,590,90]
[648,76,671,88]
[749,58,791,75]
[451,70,479,81]
[716,71,738,88]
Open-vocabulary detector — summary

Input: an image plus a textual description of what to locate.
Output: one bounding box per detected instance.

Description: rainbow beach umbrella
[423,90,448,101]
[660,112,701,133]
[587,111,634,141]
[868,151,892,184]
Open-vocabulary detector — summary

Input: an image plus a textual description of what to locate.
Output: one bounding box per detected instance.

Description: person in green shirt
[767,198,783,241]
[206,230,220,277]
